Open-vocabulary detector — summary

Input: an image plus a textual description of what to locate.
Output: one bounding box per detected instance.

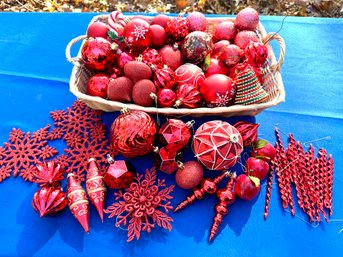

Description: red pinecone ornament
[32,186,68,217]
[33,160,64,187]
[174,83,202,108]
[166,17,190,41]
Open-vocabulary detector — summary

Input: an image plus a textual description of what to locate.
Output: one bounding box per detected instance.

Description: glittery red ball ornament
[166,17,190,41]
[174,83,202,108]
[158,119,193,152]
[140,48,164,68]
[157,89,177,108]
[154,145,179,174]
[214,21,236,42]
[123,18,152,51]
[32,186,68,217]
[192,120,244,171]
[87,74,110,98]
[199,74,236,107]
[153,66,176,91]
[186,11,207,32]
[110,109,157,158]
[244,42,269,68]
[175,63,205,88]
[175,161,204,189]
[181,31,213,65]
[103,157,135,189]
[81,37,117,72]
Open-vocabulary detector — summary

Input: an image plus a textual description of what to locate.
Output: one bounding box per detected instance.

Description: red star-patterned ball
[192,120,243,171]
[123,18,152,51]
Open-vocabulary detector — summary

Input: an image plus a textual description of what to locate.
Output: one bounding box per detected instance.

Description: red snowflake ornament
[0,125,58,183]
[104,167,174,242]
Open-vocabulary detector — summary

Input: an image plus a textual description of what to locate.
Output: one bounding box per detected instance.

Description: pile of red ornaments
[83,7,270,109]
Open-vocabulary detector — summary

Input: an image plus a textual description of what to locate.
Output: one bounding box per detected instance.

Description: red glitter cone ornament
[104,156,135,189]
[110,109,157,158]
[67,173,90,233]
[192,120,244,171]
[86,158,106,221]
[33,160,64,187]
[32,186,68,217]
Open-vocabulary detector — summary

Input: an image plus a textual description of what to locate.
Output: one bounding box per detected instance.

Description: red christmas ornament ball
[87,21,109,39]
[159,44,184,71]
[199,74,235,107]
[212,40,230,58]
[151,14,171,28]
[150,24,167,48]
[153,66,176,91]
[175,83,202,108]
[157,89,177,107]
[192,120,244,171]
[214,21,236,42]
[186,11,207,32]
[234,7,259,31]
[165,17,190,41]
[175,161,204,189]
[175,63,205,88]
[205,58,230,77]
[219,44,244,67]
[87,74,110,98]
[123,18,152,51]
[234,30,259,50]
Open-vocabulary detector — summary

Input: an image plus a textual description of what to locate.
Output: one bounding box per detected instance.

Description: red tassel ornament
[67,173,90,233]
[86,158,106,222]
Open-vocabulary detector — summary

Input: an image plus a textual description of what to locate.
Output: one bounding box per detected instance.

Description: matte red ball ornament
[174,83,202,108]
[186,11,207,32]
[214,21,236,42]
[32,186,68,217]
[199,74,235,107]
[234,7,260,31]
[123,18,152,51]
[175,161,204,189]
[110,109,157,158]
[192,120,244,170]
[67,173,90,233]
[175,63,205,88]
[103,157,135,189]
[159,44,184,71]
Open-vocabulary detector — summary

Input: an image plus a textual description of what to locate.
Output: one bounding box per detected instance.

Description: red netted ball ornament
[244,42,269,68]
[152,66,176,91]
[110,109,157,158]
[140,48,164,68]
[32,186,68,217]
[158,119,194,152]
[181,31,213,65]
[103,156,135,189]
[166,17,190,41]
[81,37,117,72]
[192,120,243,170]
[32,160,64,187]
[174,83,202,108]
[123,18,152,51]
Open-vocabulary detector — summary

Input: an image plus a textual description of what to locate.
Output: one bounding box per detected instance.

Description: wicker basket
[66,14,285,117]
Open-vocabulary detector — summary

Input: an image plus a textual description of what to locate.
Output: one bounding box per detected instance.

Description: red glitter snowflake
[104,167,174,242]
[0,125,58,182]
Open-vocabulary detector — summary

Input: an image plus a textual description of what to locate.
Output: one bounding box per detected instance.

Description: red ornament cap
[103,156,135,189]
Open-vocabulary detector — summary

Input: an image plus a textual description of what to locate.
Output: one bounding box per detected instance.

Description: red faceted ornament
[175,63,205,88]
[32,186,68,217]
[123,18,152,51]
[103,156,135,189]
[152,66,176,91]
[174,83,202,108]
[166,17,190,41]
[110,109,157,158]
[181,31,213,64]
[33,160,64,187]
[158,119,194,152]
[86,158,106,221]
[245,42,269,68]
[192,120,244,171]
[140,48,164,68]
[154,145,179,174]
[81,37,117,72]
[67,173,90,233]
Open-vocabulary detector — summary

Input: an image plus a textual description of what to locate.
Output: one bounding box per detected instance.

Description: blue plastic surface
[0,13,343,257]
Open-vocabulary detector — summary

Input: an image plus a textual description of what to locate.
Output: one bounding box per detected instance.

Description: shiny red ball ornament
[116,50,135,70]
[212,40,230,58]
[174,83,202,108]
[81,37,117,72]
[166,17,190,41]
[158,119,193,152]
[103,157,135,189]
[87,74,110,99]
[86,158,106,221]
[154,145,179,174]
[245,42,269,68]
[175,161,204,189]
[234,174,261,201]
[33,160,64,187]
[32,186,68,217]
[175,63,205,88]
[192,120,244,171]
[157,88,177,108]
[152,66,176,91]
[110,109,157,158]
[140,48,164,68]
[219,44,244,67]
[123,18,152,51]
[67,173,90,233]
[199,74,235,107]
[181,31,213,65]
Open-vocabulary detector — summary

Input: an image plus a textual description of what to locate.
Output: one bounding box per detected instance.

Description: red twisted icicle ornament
[209,172,236,241]
[274,143,289,211]
[67,173,90,233]
[174,171,229,213]
[296,142,311,214]
[327,154,334,216]
[264,158,275,219]
[86,158,106,222]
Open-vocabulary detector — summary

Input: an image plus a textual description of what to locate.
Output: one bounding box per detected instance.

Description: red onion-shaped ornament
[110,109,157,158]
[33,161,64,187]
[152,66,176,91]
[174,83,202,108]
[67,173,90,233]
[140,48,164,68]
[86,158,106,222]
[192,120,244,171]
[245,42,269,68]
[32,186,68,217]
[81,37,117,72]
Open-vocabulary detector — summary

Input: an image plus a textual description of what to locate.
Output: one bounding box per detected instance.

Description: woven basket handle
[263,32,285,73]
[65,35,87,66]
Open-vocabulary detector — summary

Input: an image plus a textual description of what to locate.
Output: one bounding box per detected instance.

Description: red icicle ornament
[67,173,90,233]
[33,160,64,187]
[86,158,106,222]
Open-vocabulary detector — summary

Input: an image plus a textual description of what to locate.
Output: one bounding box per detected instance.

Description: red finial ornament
[209,172,236,241]
[86,158,106,222]
[32,160,64,187]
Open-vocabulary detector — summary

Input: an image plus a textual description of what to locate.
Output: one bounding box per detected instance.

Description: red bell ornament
[192,120,244,171]
[103,156,135,189]
[67,173,90,233]
[32,186,68,217]
[86,158,106,222]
